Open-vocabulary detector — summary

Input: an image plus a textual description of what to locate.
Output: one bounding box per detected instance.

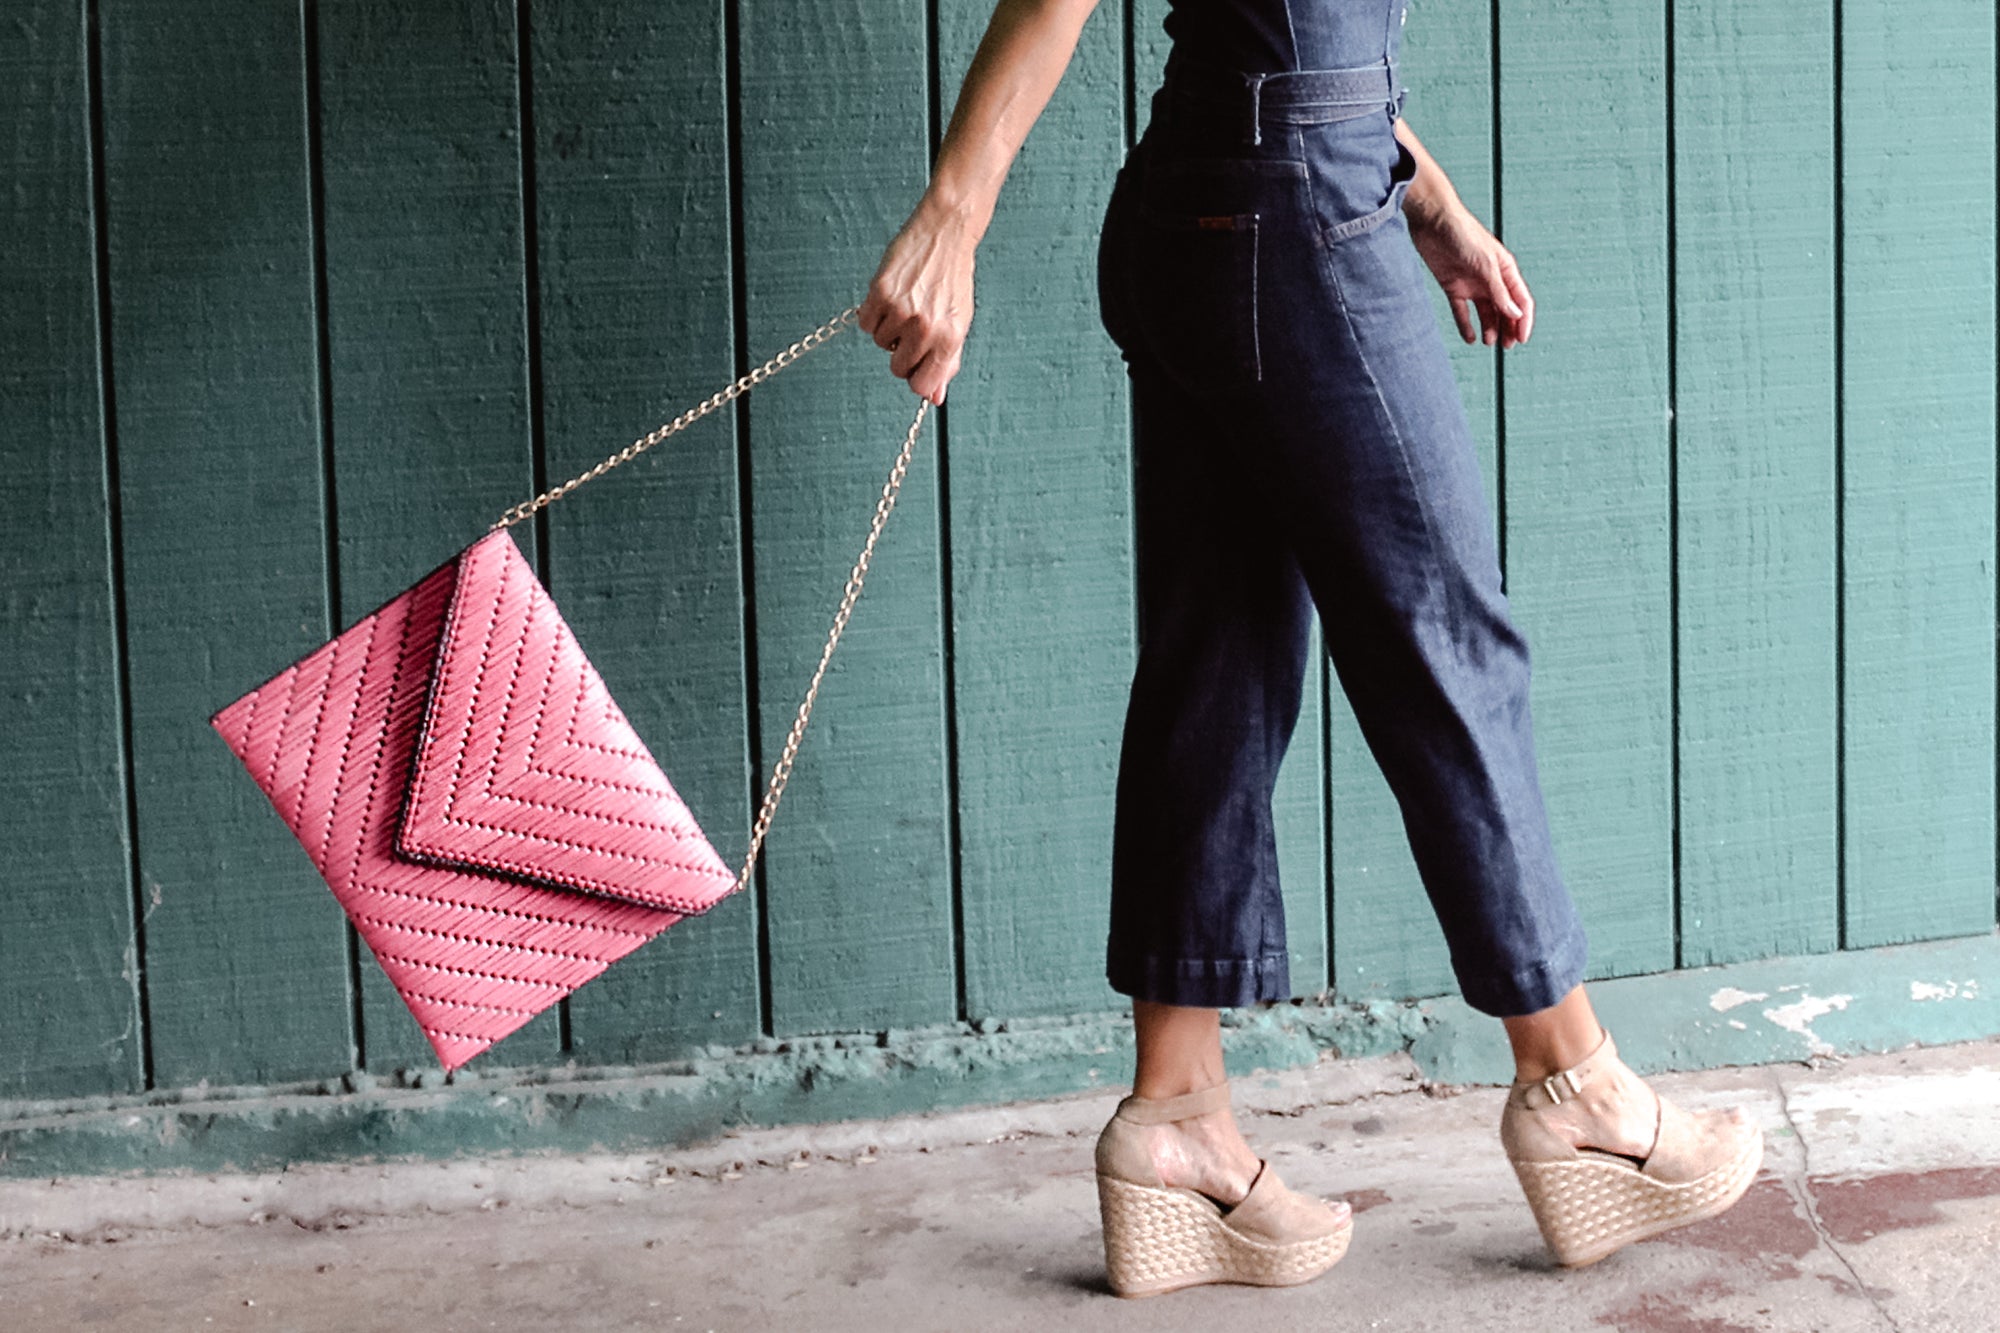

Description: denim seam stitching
[1324,193,1401,244]
[1111,950,1292,978]
[1248,217,1263,380]
[1107,945,1291,965]
[1299,126,1322,243]
[1318,240,1467,663]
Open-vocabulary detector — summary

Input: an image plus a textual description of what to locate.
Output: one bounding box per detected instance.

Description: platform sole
[1096,1173,1353,1298]
[1509,1127,1764,1267]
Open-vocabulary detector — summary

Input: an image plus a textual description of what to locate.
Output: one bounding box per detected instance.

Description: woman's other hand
[860,195,980,406]
[1393,117,1533,350]
[1408,203,1534,350]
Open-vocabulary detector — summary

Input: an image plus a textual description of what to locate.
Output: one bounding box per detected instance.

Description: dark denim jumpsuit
[1098,0,1590,1018]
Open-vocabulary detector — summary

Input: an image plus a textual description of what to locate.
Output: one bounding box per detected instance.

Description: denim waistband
[1161,45,1405,146]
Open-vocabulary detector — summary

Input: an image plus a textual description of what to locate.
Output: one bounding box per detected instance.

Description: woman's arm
[860,0,1102,404]
[1394,117,1535,349]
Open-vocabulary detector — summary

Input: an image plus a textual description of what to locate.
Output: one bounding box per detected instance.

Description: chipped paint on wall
[1762,992,1854,1055]
[1711,986,1771,1012]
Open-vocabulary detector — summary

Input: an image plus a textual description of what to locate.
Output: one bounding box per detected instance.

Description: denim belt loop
[1244,71,1270,146]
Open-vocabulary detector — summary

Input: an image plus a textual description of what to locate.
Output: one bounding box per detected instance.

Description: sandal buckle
[1540,1068,1582,1106]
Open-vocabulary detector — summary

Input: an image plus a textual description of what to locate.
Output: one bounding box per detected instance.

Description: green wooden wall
[3,0,1994,1103]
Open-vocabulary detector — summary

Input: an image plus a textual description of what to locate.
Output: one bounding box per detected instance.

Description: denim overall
[1098,0,1590,1018]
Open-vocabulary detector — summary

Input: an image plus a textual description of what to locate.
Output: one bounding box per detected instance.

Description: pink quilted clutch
[209,309,927,1071]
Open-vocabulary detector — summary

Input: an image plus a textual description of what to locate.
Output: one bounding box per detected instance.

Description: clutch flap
[394,528,736,916]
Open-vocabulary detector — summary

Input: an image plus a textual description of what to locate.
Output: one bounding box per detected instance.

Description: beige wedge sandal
[1501,1027,1763,1267]
[1094,1082,1353,1298]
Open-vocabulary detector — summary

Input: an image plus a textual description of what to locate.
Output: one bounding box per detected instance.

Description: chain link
[734,395,928,893]
[490,304,865,533]
[486,302,932,897]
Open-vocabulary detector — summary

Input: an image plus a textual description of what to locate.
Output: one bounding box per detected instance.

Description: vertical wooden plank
[1841,0,1996,946]
[739,0,955,1033]
[1129,0,1330,999]
[313,0,559,1068]
[1132,0,1169,110]
[100,0,351,1085]
[1330,0,1498,1005]
[1674,1,1838,965]
[1496,0,1673,980]
[534,2,762,1061]
[937,1,1139,1018]
[0,1,143,1098]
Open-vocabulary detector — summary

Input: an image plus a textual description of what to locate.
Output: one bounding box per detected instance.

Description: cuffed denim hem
[1106,949,1293,1009]
[1454,918,1591,1019]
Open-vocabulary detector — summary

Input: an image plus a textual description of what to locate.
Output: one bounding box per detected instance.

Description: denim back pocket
[1126,153,1309,395]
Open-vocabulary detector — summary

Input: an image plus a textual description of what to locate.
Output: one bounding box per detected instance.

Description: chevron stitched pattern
[396,531,735,914]
[209,531,724,1071]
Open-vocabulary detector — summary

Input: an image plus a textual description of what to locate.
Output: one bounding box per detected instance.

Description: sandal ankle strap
[1507,1027,1618,1111]
[1114,1081,1231,1124]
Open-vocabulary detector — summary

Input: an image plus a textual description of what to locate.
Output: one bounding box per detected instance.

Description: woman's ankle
[1132,1072,1229,1101]
[1501,985,1606,1082]
[1131,999,1228,1100]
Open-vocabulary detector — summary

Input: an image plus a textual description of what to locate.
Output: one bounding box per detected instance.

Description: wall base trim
[3,930,1994,1179]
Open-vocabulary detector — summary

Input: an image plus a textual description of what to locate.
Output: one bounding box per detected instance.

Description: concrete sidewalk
[5,1039,1997,1332]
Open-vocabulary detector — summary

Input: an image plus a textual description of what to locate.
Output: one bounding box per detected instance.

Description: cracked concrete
[3,1039,1996,1332]
[1771,1076,1901,1331]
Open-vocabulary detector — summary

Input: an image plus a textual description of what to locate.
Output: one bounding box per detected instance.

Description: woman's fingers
[1497,250,1534,344]
[1450,295,1478,344]
[889,318,944,379]
[865,306,966,403]
[1496,258,1520,348]
[862,292,929,364]
[1485,257,1522,321]
[870,298,969,400]
[862,223,975,401]
[1473,294,1499,346]
[873,311,920,357]
[909,344,961,406]
[859,284,913,351]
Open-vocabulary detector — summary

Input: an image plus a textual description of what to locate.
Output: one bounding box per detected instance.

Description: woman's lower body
[1088,46,1761,1293]
[1099,48,1585,1020]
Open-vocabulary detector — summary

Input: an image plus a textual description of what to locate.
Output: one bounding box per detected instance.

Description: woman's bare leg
[1501,983,1661,1160]
[1130,985,1679,1190]
[1501,981,1605,1079]
[1128,999,1264,1203]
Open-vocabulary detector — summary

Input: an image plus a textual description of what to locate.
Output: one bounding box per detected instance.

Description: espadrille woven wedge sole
[1095,1083,1353,1298]
[1501,1028,1763,1267]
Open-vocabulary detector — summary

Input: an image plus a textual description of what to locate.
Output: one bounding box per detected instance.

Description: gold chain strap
[488,302,930,895]
[735,395,926,892]
[492,304,867,533]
